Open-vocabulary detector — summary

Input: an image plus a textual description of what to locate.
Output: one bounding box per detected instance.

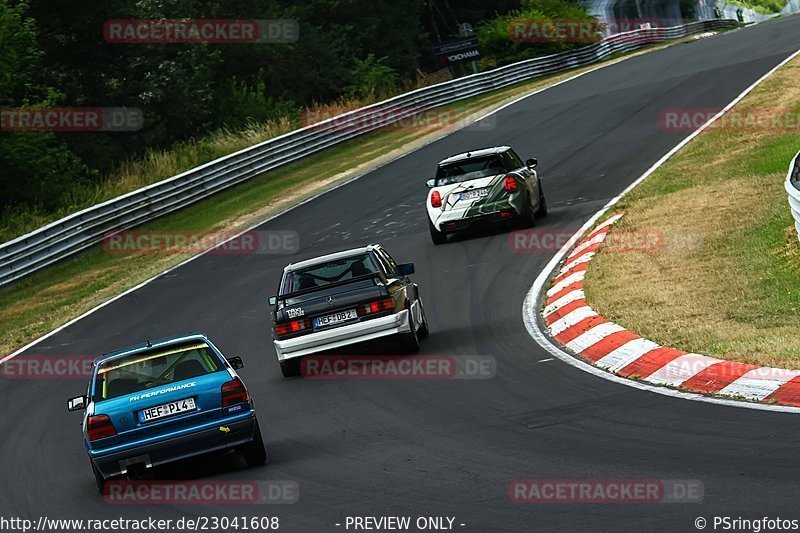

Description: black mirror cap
[268,296,277,306]
[526,158,538,169]
[425,179,435,188]
[227,356,244,370]
[67,395,87,412]
[398,263,415,276]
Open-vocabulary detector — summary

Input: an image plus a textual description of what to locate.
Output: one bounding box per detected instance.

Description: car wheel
[399,308,420,353]
[91,460,106,495]
[519,193,537,228]
[428,218,447,245]
[417,299,430,339]
[242,419,268,467]
[534,184,548,217]
[279,357,301,378]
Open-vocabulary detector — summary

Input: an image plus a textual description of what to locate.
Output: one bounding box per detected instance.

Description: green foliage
[726,0,786,13]
[1,0,559,238]
[0,1,40,102]
[345,54,400,99]
[0,132,94,210]
[216,76,300,129]
[476,0,594,67]
[0,1,93,211]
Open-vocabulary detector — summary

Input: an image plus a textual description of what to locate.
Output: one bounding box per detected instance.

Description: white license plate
[314,309,358,329]
[459,188,489,201]
[139,397,196,422]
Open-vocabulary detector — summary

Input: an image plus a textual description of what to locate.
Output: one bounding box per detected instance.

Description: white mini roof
[438,146,511,165]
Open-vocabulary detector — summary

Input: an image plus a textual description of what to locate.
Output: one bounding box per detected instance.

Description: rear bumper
[274,309,412,361]
[435,208,520,232]
[432,194,523,232]
[89,411,257,478]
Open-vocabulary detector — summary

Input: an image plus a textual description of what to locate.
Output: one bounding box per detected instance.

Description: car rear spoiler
[278,272,384,300]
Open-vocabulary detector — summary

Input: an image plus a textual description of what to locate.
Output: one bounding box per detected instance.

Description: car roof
[93,333,212,364]
[283,244,382,272]
[438,146,511,165]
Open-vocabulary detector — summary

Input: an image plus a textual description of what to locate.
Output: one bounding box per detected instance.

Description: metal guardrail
[786,150,800,240]
[0,20,736,287]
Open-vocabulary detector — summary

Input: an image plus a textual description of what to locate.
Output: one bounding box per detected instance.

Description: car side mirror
[398,263,415,276]
[68,395,87,412]
[268,296,277,306]
[426,179,435,188]
[526,158,538,169]
[227,356,244,370]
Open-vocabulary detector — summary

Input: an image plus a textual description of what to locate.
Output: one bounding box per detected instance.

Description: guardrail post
[0,19,741,287]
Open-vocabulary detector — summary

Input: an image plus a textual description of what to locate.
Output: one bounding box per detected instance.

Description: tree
[0,1,92,210]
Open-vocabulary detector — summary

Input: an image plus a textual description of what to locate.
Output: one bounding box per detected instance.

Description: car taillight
[87,414,117,441]
[431,191,442,208]
[503,175,518,192]
[358,298,395,316]
[275,318,312,337]
[221,378,249,408]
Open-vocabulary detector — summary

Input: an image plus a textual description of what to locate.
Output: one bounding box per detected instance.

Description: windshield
[93,343,223,401]
[282,253,379,294]
[435,155,507,186]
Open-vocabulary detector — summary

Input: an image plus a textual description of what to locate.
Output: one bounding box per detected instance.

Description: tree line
[0,0,591,219]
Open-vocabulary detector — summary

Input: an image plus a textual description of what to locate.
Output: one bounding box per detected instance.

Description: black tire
[417,299,430,339]
[242,420,268,467]
[534,184,548,218]
[519,193,537,228]
[399,307,420,353]
[279,357,300,378]
[91,460,106,495]
[429,219,447,245]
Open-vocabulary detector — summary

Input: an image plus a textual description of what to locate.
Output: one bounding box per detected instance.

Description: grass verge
[0,36,704,357]
[585,54,800,369]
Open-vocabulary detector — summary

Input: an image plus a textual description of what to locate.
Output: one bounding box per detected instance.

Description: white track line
[1,40,678,366]
[522,44,800,414]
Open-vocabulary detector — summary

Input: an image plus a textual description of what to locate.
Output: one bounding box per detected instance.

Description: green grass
[585,54,800,368]
[0,34,702,357]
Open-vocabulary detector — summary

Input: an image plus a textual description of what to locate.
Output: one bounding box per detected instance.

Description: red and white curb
[542,212,800,408]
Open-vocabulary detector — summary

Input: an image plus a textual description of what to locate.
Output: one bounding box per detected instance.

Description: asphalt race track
[3,17,800,533]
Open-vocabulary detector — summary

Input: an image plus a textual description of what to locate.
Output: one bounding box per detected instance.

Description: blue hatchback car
[67,334,266,493]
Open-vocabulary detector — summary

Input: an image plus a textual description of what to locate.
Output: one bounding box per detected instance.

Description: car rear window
[282,253,379,294]
[94,343,224,401]
[436,155,507,186]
